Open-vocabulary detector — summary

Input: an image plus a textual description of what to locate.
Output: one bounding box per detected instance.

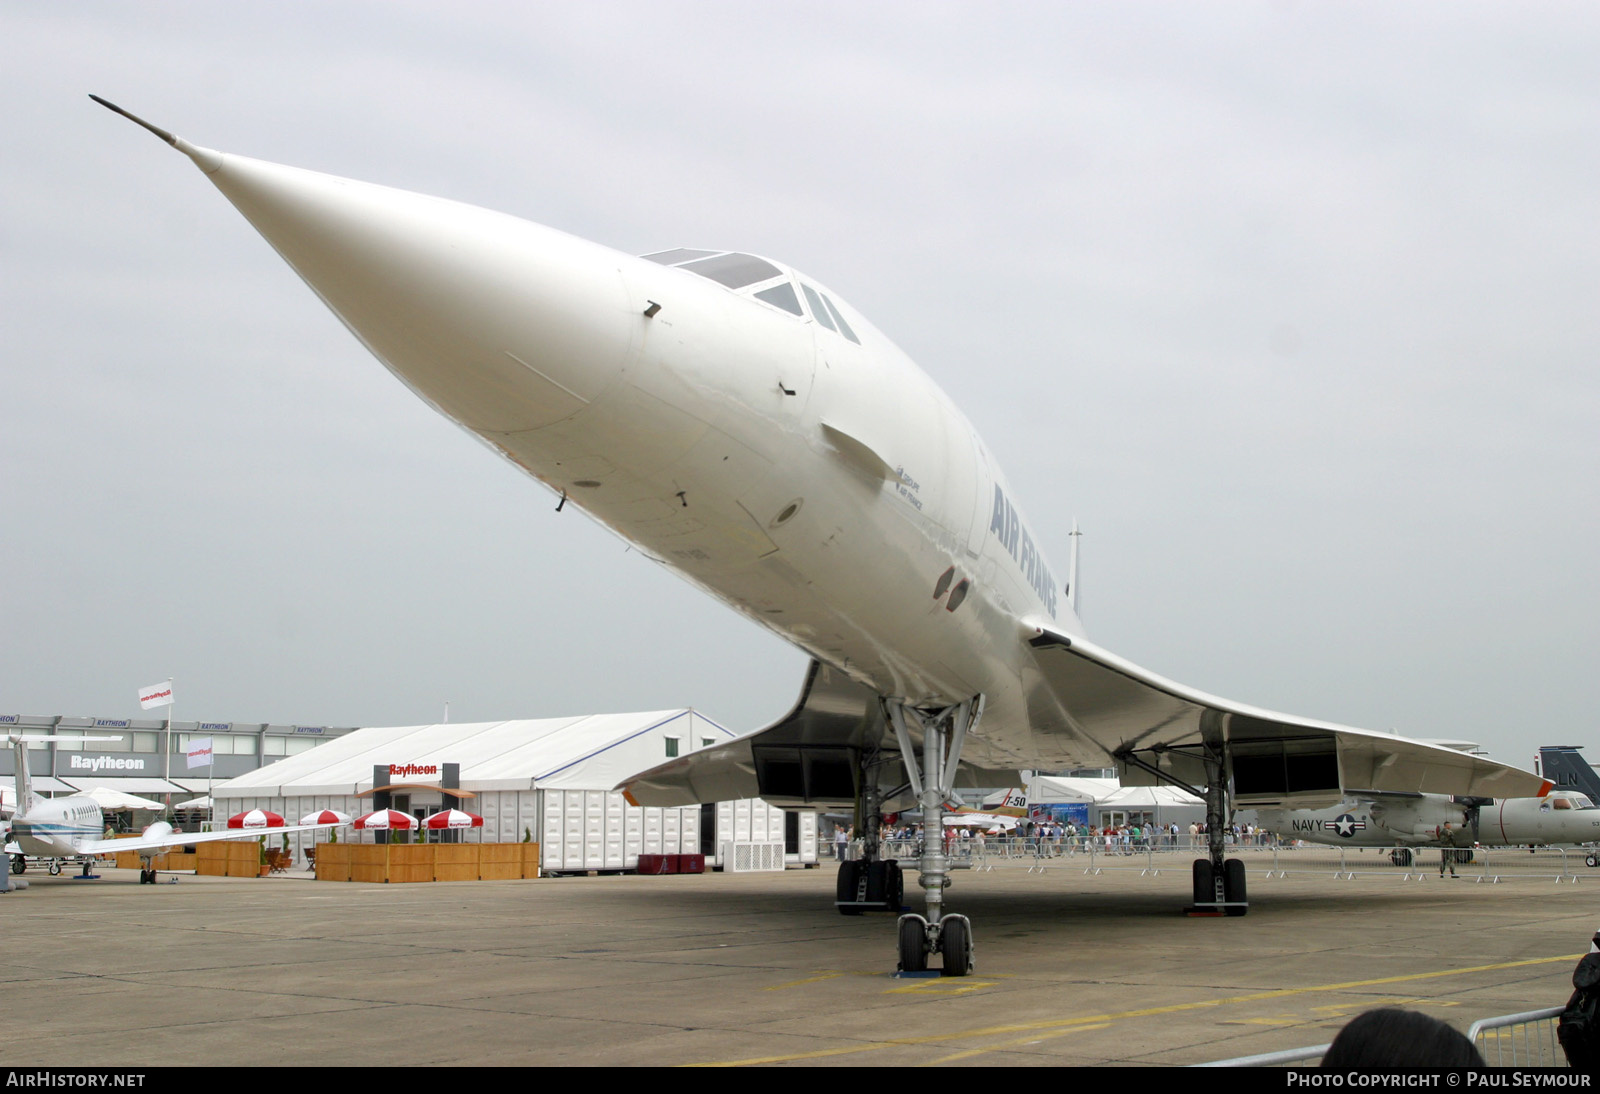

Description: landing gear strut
[1188,751,1246,916]
[887,696,982,976]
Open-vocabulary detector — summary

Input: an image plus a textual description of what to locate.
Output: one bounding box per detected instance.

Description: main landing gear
[1186,751,1246,916]
[886,697,983,976]
[835,764,905,916]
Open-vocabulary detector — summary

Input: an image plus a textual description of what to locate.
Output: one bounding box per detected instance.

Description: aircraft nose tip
[200,153,634,433]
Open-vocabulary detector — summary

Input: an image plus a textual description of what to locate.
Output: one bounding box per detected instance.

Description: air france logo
[989,485,1058,616]
[1325,813,1366,838]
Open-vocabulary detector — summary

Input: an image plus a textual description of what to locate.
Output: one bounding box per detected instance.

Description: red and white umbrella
[227,809,285,829]
[299,809,351,826]
[354,809,417,831]
[422,809,483,830]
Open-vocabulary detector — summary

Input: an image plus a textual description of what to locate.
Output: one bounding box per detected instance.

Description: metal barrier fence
[1197,1006,1569,1067]
[1467,1006,1567,1067]
[855,838,1600,882]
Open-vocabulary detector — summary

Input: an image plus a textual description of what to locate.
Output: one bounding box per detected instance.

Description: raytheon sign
[69,755,150,774]
[388,764,439,778]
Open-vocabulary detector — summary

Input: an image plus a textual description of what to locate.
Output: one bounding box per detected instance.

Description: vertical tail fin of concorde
[1539,746,1600,801]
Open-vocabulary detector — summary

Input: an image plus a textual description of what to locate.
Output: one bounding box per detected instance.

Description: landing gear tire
[1223,858,1248,916]
[1586,854,1598,869]
[1390,848,1413,867]
[10,856,24,876]
[47,860,62,876]
[939,915,973,977]
[835,861,864,915]
[898,915,928,973]
[1192,859,1215,906]
[880,860,903,912]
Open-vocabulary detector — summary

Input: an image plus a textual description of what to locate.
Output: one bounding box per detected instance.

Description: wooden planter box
[312,842,540,883]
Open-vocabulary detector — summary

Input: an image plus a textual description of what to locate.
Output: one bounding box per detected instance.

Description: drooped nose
[191,150,635,432]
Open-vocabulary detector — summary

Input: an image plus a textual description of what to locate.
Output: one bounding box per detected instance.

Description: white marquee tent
[213,710,815,871]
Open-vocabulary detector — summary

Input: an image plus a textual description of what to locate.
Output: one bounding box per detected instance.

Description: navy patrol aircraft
[1258,745,1600,863]
[1256,788,1600,859]
[3,733,343,887]
[92,98,1549,974]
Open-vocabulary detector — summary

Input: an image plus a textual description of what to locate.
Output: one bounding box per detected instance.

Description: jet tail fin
[6,736,37,815]
[4,734,126,815]
[1538,746,1600,800]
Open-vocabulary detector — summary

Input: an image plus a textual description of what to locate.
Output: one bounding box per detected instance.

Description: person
[833,824,848,860]
[1319,1008,1483,1068]
[1439,847,1460,878]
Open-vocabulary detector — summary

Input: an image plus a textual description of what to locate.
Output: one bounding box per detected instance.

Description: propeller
[1453,795,1493,845]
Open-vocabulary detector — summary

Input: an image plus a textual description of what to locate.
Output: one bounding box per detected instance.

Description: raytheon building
[0,712,358,800]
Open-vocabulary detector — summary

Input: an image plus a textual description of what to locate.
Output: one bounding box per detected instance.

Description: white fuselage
[198,152,1081,771]
[9,795,104,858]
[1259,791,1600,848]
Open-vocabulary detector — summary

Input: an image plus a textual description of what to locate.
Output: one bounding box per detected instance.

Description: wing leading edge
[1023,624,1549,807]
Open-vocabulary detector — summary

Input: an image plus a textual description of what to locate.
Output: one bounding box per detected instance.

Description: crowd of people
[830,817,1282,860]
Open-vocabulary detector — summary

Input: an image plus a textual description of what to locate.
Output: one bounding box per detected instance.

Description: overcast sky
[3,2,1595,769]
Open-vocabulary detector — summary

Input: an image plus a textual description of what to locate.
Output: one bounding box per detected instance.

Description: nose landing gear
[886,696,983,977]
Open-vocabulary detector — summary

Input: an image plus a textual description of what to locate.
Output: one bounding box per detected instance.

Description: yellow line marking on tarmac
[765,973,848,990]
[886,978,1000,996]
[687,952,1581,1066]
[1224,997,1462,1028]
[925,1023,1110,1064]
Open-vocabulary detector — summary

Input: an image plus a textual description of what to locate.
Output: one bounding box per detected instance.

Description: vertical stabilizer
[6,735,38,815]
[1066,520,1082,619]
[1538,746,1600,800]
[6,734,125,816]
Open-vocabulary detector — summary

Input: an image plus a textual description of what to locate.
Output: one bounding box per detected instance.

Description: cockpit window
[754,282,803,316]
[641,248,718,266]
[820,292,861,344]
[801,283,835,331]
[639,249,858,333]
[678,252,784,290]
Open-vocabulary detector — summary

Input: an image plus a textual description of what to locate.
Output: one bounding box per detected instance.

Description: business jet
[3,733,342,888]
[92,97,1549,973]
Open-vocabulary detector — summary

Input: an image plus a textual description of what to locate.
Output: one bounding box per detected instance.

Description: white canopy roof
[1099,785,1203,808]
[1028,776,1121,804]
[77,785,168,810]
[214,710,733,800]
[1028,776,1202,808]
[62,776,186,796]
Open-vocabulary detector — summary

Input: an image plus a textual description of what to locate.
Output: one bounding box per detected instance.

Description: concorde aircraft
[91,97,1549,974]
[2,734,344,888]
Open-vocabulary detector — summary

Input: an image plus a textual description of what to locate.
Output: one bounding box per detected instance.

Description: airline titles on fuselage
[893,466,924,513]
[989,485,1058,617]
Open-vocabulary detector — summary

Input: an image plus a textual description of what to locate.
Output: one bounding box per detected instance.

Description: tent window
[665,737,680,758]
